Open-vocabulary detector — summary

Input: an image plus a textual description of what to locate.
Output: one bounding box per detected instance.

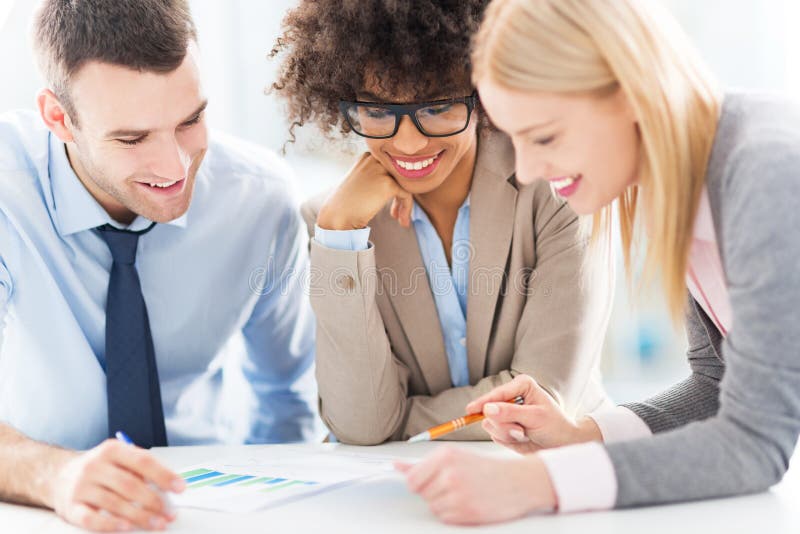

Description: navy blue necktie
[97,222,167,448]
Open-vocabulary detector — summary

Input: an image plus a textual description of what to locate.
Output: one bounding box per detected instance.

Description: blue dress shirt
[0,110,319,450]
[314,197,471,388]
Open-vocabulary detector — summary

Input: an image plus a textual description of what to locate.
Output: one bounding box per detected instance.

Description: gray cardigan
[608,92,800,507]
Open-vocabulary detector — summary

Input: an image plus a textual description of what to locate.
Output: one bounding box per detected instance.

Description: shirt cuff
[313,224,371,251]
[538,442,617,513]
[588,405,652,443]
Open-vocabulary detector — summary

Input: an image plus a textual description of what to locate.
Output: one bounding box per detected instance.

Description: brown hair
[31,0,198,125]
[270,0,491,143]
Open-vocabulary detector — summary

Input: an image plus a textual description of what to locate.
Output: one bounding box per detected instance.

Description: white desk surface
[3,441,799,534]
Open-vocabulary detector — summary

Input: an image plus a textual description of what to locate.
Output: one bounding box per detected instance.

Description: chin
[396,178,441,195]
[138,202,190,224]
[567,197,605,216]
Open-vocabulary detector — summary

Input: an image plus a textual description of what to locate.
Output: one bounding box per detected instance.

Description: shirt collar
[411,195,471,224]
[48,133,188,236]
[693,186,716,243]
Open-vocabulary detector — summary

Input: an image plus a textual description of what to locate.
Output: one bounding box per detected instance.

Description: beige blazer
[302,130,611,445]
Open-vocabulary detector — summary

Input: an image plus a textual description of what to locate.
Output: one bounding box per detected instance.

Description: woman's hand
[316,152,413,230]
[395,447,557,525]
[467,375,603,454]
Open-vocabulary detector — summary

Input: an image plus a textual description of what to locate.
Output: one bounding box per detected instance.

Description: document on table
[171,446,399,513]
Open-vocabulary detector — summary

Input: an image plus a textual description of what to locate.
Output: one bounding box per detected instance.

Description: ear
[36,89,75,143]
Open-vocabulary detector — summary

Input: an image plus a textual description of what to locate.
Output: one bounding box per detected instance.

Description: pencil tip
[408,432,430,443]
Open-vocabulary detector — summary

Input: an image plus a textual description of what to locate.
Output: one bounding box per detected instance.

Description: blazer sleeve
[0,214,13,351]
[301,195,411,444]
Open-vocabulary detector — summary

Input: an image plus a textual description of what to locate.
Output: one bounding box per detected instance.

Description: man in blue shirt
[0,1,317,531]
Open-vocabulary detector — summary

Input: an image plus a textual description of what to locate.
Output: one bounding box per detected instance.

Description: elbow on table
[755,447,792,491]
[320,411,400,446]
[735,432,794,495]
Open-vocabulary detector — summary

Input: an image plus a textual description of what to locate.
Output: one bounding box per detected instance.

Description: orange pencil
[407,395,525,443]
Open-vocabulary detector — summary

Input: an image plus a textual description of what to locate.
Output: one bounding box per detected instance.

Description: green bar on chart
[190,473,241,489]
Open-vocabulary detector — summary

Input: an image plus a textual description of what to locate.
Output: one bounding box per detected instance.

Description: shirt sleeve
[536,406,650,512]
[588,406,653,443]
[240,200,320,443]
[538,442,618,512]
[314,224,371,251]
[0,257,12,346]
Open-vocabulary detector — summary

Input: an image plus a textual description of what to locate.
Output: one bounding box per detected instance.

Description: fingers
[402,447,458,496]
[483,402,548,431]
[67,502,130,532]
[397,194,413,227]
[103,441,184,493]
[481,418,529,444]
[393,461,413,474]
[81,486,166,531]
[465,375,539,414]
[389,197,410,227]
[389,190,413,228]
[91,462,169,517]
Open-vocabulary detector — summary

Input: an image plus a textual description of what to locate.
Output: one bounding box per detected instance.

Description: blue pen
[115,431,175,514]
[114,430,135,446]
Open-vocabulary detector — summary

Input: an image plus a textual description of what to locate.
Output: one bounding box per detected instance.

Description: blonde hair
[473,0,722,323]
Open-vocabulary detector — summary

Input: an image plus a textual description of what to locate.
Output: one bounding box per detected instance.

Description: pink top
[539,187,732,513]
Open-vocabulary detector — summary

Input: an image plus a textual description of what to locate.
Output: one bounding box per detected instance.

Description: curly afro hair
[270,0,491,141]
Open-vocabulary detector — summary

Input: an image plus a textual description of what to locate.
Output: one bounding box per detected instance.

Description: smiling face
[358,78,479,197]
[477,79,641,215]
[62,44,208,224]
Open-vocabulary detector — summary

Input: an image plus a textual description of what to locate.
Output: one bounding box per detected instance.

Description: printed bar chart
[179,469,319,493]
[171,446,397,513]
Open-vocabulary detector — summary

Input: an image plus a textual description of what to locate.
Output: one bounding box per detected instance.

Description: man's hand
[47,439,185,532]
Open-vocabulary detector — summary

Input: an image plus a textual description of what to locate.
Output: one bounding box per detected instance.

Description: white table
[4,441,799,534]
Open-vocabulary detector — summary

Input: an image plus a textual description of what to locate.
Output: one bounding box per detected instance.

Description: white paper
[172,446,398,513]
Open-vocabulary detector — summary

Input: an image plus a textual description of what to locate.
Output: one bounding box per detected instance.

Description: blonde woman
[396,0,800,524]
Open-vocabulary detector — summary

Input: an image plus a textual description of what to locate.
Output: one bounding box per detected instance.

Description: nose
[151,136,190,181]
[391,116,429,155]
[514,146,550,185]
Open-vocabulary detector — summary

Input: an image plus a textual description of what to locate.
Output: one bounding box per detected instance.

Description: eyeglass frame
[338,92,479,139]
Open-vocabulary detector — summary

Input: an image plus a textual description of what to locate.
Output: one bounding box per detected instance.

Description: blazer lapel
[371,209,452,394]
[466,131,518,383]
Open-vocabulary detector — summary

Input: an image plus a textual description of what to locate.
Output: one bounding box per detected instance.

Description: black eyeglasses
[339,93,478,139]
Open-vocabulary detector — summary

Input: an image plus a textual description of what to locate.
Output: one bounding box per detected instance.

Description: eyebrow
[511,119,557,137]
[105,100,208,138]
[356,90,449,103]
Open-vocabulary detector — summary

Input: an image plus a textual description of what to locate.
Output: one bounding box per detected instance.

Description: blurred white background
[1,0,798,405]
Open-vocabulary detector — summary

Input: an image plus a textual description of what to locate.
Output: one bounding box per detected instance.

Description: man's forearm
[0,423,75,508]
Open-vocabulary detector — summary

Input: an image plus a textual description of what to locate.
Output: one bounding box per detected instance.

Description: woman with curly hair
[271,0,612,445]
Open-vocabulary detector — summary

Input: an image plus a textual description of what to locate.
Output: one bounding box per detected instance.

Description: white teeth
[395,155,438,170]
[551,175,579,189]
[148,181,178,188]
